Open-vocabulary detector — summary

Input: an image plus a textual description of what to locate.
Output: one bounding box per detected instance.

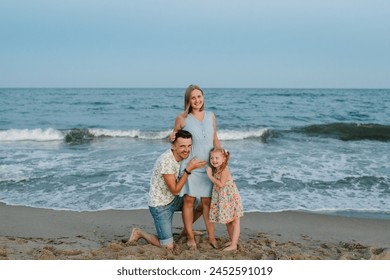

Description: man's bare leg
[128,227,161,247]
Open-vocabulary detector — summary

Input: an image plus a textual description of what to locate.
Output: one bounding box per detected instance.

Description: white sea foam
[0,164,32,182]
[89,128,270,140]
[0,128,64,141]
[89,128,142,138]
[217,128,270,140]
[0,128,271,141]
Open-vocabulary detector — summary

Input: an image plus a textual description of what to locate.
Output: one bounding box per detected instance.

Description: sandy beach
[0,202,389,260]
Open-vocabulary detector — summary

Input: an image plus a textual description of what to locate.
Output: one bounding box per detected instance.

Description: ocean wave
[2,124,388,143]
[0,128,64,141]
[218,128,273,141]
[297,123,390,141]
[0,127,273,143]
[64,128,172,143]
[64,128,95,144]
[89,128,171,140]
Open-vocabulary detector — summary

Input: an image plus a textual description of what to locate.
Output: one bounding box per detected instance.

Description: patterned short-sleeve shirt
[148,149,180,207]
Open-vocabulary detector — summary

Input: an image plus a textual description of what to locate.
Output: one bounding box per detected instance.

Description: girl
[206,148,244,251]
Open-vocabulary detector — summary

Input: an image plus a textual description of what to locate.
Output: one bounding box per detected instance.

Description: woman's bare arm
[169,113,185,142]
[212,112,221,148]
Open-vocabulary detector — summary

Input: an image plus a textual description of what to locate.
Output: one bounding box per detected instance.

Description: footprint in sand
[0,248,8,258]
[32,248,56,260]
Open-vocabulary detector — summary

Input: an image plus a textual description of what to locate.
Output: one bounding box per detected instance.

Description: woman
[170,84,221,249]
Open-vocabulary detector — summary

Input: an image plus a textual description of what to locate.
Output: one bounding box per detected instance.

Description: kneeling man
[129,130,206,249]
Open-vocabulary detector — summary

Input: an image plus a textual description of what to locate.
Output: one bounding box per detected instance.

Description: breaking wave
[0,127,273,143]
[297,123,390,141]
[2,124,388,144]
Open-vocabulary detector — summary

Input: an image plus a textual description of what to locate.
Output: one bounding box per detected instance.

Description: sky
[1,0,389,88]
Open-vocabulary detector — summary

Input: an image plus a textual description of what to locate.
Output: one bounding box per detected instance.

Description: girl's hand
[206,166,213,178]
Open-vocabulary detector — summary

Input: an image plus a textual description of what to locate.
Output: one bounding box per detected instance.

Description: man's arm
[163,173,189,195]
[163,157,207,195]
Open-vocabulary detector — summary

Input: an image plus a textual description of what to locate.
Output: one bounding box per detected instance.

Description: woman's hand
[169,131,176,143]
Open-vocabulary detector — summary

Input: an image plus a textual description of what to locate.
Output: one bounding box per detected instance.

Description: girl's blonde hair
[183,84,204,117]
[209,147,230,175]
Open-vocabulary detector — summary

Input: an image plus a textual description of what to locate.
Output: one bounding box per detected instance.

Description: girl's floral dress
[209,173,244,224]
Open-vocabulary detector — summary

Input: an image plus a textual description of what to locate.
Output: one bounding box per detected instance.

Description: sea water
[1,88,389,219]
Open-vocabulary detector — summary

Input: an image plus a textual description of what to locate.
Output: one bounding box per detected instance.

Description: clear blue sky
[1,0,389,88]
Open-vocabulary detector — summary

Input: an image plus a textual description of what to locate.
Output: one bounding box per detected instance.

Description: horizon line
[1,86,389,90]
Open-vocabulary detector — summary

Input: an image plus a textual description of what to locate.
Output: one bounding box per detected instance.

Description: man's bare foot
[128,228,141,243]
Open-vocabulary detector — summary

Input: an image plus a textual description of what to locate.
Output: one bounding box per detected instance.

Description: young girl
[206,148,244,251]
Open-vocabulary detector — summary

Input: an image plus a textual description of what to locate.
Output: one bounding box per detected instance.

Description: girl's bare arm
[207,167,231,190]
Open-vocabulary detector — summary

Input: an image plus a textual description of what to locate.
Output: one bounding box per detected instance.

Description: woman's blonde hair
[209,147,230,175]
[183,84,204,117]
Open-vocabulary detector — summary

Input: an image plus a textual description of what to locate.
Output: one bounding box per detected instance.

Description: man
[129,130,206,249]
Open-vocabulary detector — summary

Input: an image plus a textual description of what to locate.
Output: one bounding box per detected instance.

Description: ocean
[1,88,389,219]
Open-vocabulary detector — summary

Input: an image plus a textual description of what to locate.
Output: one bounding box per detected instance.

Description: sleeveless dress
[179,111,215,198]
[209,174,244,224]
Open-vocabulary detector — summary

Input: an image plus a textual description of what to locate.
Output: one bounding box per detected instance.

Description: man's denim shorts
[148,196,184,246]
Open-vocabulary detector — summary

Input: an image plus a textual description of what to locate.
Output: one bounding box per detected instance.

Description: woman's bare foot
[209,238,218,249]
[193,230,204,236]
[223,244,237,251]
[179,230,204,237]
[223,241,232,248]
[186,240,197,250]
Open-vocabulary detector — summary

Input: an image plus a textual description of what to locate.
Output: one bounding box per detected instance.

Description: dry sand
[1,202,389,260]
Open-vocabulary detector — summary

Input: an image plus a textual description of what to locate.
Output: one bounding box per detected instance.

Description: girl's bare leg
[226,222,233,240]
[223,218,240,251]
[201,197,217,248]
[182,195,196,249]
[224,222,234,247]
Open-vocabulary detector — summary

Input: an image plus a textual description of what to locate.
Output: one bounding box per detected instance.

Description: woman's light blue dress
[179,111,214,198]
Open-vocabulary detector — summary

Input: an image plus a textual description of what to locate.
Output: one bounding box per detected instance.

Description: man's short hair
[173,130,192,143]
